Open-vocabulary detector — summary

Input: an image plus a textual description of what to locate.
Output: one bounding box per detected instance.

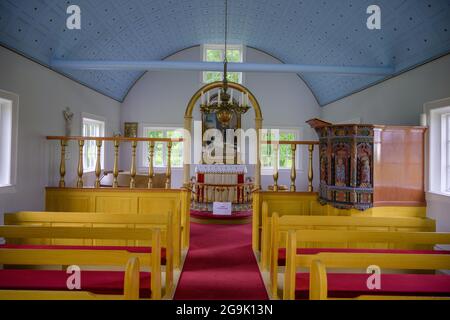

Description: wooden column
[59,140,67,188]
[130,141,137,189]
[165,141,172,189]
[308,144,314,192]
[255,118,262,190]
[77,140,85,188]
[147,141,155,189]
[113,140,119,188]
[183,116,192,188]
[94,140,102,188]
[290,144,297,192]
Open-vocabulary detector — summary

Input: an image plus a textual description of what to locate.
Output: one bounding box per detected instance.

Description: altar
[192,164,252,211]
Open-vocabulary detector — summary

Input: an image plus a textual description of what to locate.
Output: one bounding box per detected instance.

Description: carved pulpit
[307,119,426,210]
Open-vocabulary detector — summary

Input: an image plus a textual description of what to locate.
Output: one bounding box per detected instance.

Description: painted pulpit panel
[308,119,426,210]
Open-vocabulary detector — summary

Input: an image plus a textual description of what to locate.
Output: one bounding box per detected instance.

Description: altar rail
[47,136,183,189]
[261,140,319,192]
[191,182,254,211]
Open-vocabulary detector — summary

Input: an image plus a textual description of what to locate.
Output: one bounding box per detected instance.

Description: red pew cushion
[0,269,151,298]
[0,244,166,265]
[278,248,449,266]
[295,273,450,299]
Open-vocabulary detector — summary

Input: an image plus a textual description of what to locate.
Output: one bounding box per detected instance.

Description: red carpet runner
[174,222,268,300]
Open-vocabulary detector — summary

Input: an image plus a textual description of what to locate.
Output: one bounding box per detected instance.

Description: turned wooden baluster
[204,185,209,211]
[199,184,203,204]
[193,183,197,207]
[147,142,155,189]
[59,139,67,188]
[130,141,137,188]
[113,140,120,188]
[290,144,297,192]
[77,140,85,188]
[94,140,102,188]
[308,144,314,192]
[238,185,242,204]
[273,142,279,191]
[165,141,172,189]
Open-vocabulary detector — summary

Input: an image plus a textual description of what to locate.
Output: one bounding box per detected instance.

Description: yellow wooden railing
[47,136,183,189]
[261,140,319,192]
[48,137,318,192]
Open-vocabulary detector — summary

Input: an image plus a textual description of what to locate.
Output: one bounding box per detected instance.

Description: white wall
[0,46,121,224]
[121,46,321,190]
[321,54,450,126]
[320,54,450,232]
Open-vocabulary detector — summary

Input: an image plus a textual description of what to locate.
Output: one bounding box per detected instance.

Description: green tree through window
[203,45,243,84]
[261,129,299,169]
[144,128,183,168]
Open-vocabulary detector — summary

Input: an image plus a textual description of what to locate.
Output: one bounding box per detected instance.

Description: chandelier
[199,0,250,126]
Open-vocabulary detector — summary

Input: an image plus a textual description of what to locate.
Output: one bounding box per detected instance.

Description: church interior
[0,0,450,303]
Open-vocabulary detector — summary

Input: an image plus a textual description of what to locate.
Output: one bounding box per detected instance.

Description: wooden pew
[0,226,161,300]
[4,211,177,272]
[0,225,163,299]
[0,254,141,300]
[283,230,450,300]
[261,207,435,271]
[253,194,427,253]
[45,187,190,252]
[267,213,437,298]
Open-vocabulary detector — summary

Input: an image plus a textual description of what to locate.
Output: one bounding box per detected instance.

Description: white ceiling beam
[51,59,394,76]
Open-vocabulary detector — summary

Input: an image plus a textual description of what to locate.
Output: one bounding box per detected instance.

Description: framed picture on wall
[124,122,138,137]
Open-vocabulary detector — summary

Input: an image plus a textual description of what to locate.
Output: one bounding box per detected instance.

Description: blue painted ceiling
[0,0,449,105]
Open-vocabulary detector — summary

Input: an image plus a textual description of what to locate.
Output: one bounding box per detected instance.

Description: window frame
[424,97,450,197]
[441,113,450,193]
[0,89,18,193]
[140,125,184,170]
[260,127,301,174]
[201,44,245,85]
[81,113,106,173]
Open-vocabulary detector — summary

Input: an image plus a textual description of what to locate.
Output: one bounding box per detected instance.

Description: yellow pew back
[260,204,434,270]
[4,211,179,268]
[1,220,170,295]
[283,230,450,300]
[0,242,156,300]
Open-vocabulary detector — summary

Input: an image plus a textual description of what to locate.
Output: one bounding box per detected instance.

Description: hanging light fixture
[200,0,250,126]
